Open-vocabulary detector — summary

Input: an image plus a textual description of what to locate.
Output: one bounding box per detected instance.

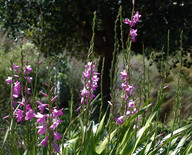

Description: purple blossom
[24,76,32,83]
[37,101,49,113]
[13,81,21,98]
[40,92,49,97]
[52,107,64,118]
[133,11,141,23]
[76,106,82,112]
[124,11,141,27]
[36,125,47,135]
[13,63,20,74]
[35,112,47,124]
[108,101,113,106]
[17,97,25,107]
[24,65,32,75]
[5,77,12,85]
[130,29,137,42]
[26,104,32,111]
[50,117,63,130]
[79,62,99,111]
[15,109,24,122]
[114,113,125,125]
[25,109,35,121]
[41,136,48,147]
[53,131,62,141]
[128,99,135,108]
[120,70,128,80]
[124,18,132,26]
[53,142,60,153]
[12,100,17,109]
[13,75,19,78]
[51,95,58,102]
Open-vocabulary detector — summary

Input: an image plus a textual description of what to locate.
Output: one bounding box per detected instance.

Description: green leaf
[170,134,189,155]
[95,129,117,154]
[130,95,165,155]
[144,133,155,154]
[95,112,106,142]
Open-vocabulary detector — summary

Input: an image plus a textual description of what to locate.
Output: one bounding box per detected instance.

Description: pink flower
[17,97,25,107]
[53,142,60,153]
[76,106,82,112]
[124,18,132,26]
[36,125,47,135]
[5,77,12,85]
[26,104,32,111]
[108,101,113,106]
[80,61,99,108]
[41,136,48,147]
[35,112,47,124]
[24,76,32,83]
[50,117,63,130]
[51,95,58,102]
[53,131,62,141]
[13,75,19,78]
[25,109,35,121]
[124,11,141,27]
[130,29,137,42]
[52,108,64,118]
[13,81,21,98]
[40,92,49,97]
[114,113,125,125]
[133,11,141,23]
[13,63,20,74]
[37,101,49,113]
[120,70,128,80]
[24,65,32,75]
[128,99,135,108]
[15,109,24,122]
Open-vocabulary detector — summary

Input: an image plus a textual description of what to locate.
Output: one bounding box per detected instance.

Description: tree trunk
[91,46,114,122]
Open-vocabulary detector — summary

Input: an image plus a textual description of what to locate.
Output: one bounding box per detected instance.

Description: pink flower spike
[37,101,49,113]
[41,136,48,147]
[40,92,49,97]
[13,63,20,73]
[53,131,62,141]
[5,77,12,85]
[51,95,58,102]
[53,142,60,153]
[25,109,35,121]
[36,125,47,135]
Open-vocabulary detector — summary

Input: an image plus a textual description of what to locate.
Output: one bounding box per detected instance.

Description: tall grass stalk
[167,31,183,155]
